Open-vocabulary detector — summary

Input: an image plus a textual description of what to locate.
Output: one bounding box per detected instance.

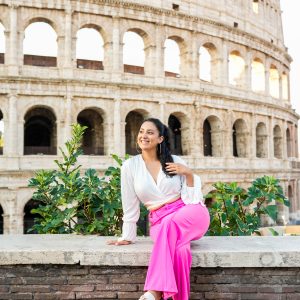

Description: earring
[159,143,162,154]
[136,142,141,154]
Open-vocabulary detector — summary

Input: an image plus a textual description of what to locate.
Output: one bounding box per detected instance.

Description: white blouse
[118,154,206,242]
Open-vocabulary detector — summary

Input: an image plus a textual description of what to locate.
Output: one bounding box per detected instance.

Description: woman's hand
[165,162,192,176]
[107,239,132,246]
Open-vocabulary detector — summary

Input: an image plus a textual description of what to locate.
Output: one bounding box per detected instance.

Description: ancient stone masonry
[0,0,299,234]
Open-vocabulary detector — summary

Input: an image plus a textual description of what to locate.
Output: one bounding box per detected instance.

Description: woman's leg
[144,203,210,300]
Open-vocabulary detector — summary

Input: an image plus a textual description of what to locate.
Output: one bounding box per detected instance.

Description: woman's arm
[107,159,140,246]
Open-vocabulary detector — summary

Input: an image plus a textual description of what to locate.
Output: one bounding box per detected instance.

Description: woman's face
[137,121,163,151]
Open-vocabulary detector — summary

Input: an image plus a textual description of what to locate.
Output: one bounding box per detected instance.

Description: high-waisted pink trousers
[143,198,210,300]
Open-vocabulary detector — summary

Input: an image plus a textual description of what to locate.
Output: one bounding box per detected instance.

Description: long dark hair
[141,118,174,177]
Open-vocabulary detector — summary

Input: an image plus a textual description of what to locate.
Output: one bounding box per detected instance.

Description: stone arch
[164,36,187,77]
[0,203,3,234]
[229,50,246,87]
[203,115,222,157]
[199,43,216,82]
[282,71,289,100]
[123,29,147,75]
[0,109,3,155]
[22,17,60,37]
[269,64,280,98]
[77,108,105,155]
[76,25,105,70]
[286,127,292,158]
[24,106,57,155]
[273,125,283,158]
[256,122,267,158]
[251,57,265,92]
[0,22,5,64]
[168,112,190,155]
[23,199,40,234]
[125,109,148,155]
[232,119,249,157]
[23,19,57,67]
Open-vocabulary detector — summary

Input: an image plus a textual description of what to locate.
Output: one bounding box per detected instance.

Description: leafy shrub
[205,177,290,236]
[28,123,147,235]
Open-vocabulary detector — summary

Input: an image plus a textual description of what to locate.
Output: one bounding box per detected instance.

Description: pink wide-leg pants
[143,198,210,300]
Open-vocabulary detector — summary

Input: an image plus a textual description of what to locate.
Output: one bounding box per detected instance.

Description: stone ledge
[0,235,300,268]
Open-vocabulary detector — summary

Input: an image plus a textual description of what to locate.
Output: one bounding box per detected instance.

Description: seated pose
[108,118,210,300]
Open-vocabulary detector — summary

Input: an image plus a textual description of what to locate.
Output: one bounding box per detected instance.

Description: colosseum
[0,0,299,234]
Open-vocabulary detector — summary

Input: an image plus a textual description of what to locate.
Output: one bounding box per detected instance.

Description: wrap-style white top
[118,154,206,242]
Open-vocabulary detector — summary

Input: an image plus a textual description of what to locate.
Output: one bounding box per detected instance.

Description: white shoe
[139,291,156,300]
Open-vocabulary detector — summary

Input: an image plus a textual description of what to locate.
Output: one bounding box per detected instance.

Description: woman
[107,118,210,300]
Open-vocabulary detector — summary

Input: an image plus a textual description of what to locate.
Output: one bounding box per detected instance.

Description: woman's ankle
[148,290,162,300]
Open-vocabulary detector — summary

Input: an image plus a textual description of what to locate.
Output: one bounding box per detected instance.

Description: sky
[0,1,300,138]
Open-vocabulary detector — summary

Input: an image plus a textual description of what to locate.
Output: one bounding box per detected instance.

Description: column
[189,32,199,80]
[144,44,156,77]
[6,93,18,156]
[192,102,203,157]
[60,8,74,77]
[159,100,167,124]
[219,40,228,86]
[6,4,19,75]
[282,121,288,159]
[114,98,122,156]
[224,109,233,157]
[268,116,274,158]
[251,113,257,158]
[154,23,164,83]
[112,17,123,76]
[64,95,73,142]
[245,50,252,91]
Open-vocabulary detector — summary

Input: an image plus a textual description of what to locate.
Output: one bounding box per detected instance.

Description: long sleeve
[117,159,140,242]
[174,156,206,206]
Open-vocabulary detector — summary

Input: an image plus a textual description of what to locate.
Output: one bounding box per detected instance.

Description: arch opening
[199,46,212,82]
[164,38,180,77]
[256,122,267,158]
[168,114,182,155]
[77,109,104,155]
[251,58,265,92]
[24,107,57,155]
[282,72,289,100]
[203,116,222,157]
[23,21,57,67]
[125,111,145,155]
[123,31,145,75]
[24,199,40,234]
[229,51,245,87]
[76,27,104,70]
[269,65,280,98]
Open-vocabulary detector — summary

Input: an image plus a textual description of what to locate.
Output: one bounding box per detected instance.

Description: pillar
[6,4,19,75]
[114,98,122,156]
[6,93,18,156]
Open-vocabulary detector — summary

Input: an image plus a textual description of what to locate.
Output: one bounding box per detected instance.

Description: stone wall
[1,265,300,300]
[0,235,300,299]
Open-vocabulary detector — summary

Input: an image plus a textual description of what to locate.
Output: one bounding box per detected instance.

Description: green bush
[205,177,290,236]
[28,123,147,235]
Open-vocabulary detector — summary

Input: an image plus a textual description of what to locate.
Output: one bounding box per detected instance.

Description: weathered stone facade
[0,0,299,234]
